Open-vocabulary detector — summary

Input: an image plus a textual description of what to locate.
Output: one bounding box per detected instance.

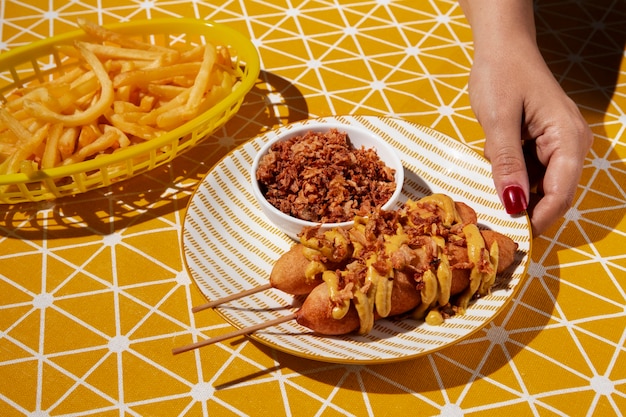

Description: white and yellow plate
[182,115,532,364]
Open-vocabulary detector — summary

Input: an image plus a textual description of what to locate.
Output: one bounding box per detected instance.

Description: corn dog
[269,198,516,298]
[295,269,422,335]
[269,200,480,298]
[281,194,518,335]
[293,228,517,335]
[198,198,484,309]
[193,242,324,312]
[175,194,520,354]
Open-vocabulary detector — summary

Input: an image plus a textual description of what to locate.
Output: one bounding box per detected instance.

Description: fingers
[529,116,593,235]
[470,60,592,235]
[467,58,531,216]
[529,162,577,237]
[480,109,530,216]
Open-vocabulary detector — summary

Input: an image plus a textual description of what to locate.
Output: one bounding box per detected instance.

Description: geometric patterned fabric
[0,1,625,416]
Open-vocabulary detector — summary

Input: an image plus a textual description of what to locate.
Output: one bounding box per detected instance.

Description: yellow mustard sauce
[376,227,407,318]
[304,260,325,283]
[356,226,405,334]
[425,309,445,326]
[322,270,351,320]
[415,193,461,226]
[301,245,320,262]
[353,286,374,334]
[431,235,451,307]
[456,223,496,313]
[436,252,452,306]
[327,230,351,261]
[346,219,372,333]
[410,195,459,324]
[300,229,350,263]
[350,217,367,258]
[412,269,438,319]
[300,193,493,332]
[301,229,352,283]
[479,241,499,295]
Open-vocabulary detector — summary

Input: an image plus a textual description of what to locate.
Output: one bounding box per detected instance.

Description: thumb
[482,123,530,215]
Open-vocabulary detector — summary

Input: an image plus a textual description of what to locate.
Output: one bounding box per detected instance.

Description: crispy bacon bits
[255,129,397,223]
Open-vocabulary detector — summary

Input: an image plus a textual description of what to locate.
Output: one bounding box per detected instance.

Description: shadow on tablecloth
[527,0,626,241]
[0,70,309,240]
[211,0,626,394]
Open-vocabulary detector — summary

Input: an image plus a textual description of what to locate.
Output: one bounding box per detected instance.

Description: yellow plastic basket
[0,18,260,204]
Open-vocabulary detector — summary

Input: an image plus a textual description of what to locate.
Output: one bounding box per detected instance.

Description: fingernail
[502,185,527,214]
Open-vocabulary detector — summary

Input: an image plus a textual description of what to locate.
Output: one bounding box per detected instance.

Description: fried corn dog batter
[296,193,513,334]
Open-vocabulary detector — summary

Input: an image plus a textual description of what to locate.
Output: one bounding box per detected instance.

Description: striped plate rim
[182,115,531,364]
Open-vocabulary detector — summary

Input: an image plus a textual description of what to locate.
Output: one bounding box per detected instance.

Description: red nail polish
[502,185,527,214]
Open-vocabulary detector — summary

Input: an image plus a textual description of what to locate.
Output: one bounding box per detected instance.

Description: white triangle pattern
[0,1,625,416]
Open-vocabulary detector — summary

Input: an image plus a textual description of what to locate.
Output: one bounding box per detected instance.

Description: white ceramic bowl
[250,122,404,240]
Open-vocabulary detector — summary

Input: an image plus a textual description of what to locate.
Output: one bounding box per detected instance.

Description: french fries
[0,19,240,183]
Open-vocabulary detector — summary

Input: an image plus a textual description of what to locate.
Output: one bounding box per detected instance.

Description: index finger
[480,109,530,216]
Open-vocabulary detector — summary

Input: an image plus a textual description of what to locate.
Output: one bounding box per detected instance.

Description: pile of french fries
[0,19,239,178]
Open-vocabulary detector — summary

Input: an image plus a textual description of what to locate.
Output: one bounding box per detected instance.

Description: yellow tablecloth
[1,1,625,416]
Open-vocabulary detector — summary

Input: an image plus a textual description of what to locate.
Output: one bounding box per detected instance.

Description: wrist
[458,0,537,52]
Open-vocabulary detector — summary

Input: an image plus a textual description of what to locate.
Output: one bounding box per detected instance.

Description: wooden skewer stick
[192,283,273,313]
[172,313,298,355]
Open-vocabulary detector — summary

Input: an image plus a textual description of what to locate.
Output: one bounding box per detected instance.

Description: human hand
[467,35,592,236]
